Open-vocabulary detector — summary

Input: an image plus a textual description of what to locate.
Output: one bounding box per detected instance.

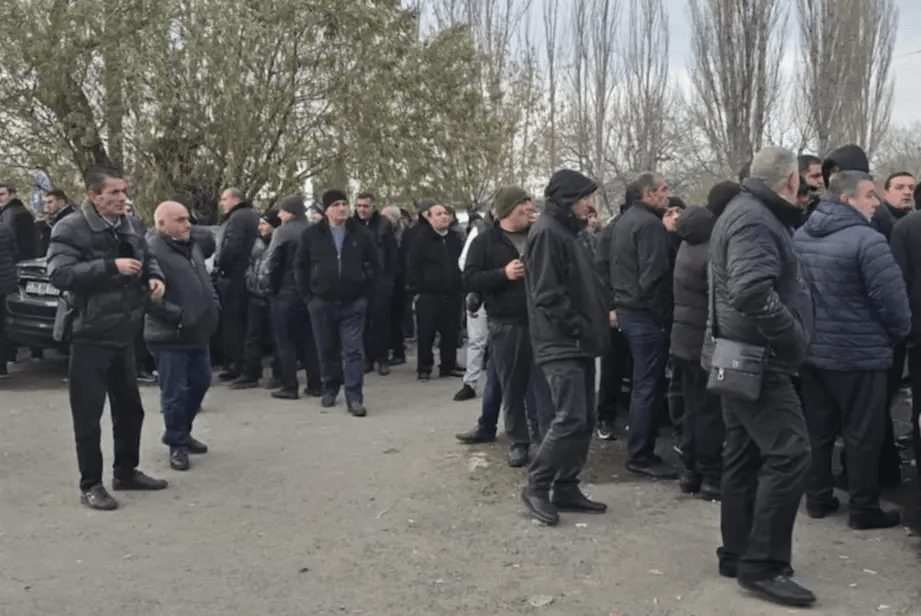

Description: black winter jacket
[295,218,380,302]
[353,210,398,292]
[0,198,36,262]
[670,206,716,362]
[703,178,814,375]
[526,172,610,364]
[144,232,220,349]
[37,203,77,256]
[871,201,911,241]
[0,225,19,296]
[262,217,307,295]
[217,201,259,279]
[405,218,463,296]
[463,221,529,326]
[47,203,164,348]
[607,202,673,325]
[890,210,921,346]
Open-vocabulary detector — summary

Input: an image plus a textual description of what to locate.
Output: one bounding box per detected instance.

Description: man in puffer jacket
[520,169,610,527]
[793,171,910,531]
[705,147,815,607]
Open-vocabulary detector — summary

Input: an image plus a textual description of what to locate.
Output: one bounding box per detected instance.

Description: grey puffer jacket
[670,206,716,362]
[48,203,164,348]
[703,178,814,375]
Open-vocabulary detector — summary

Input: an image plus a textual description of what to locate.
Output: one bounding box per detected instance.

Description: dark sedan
[5,257,61,350]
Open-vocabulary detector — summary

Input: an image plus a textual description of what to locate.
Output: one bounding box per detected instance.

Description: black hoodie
[670,206,716,361]
[525,170,610,364]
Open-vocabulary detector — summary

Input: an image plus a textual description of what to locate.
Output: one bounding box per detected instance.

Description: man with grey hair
[794,171,909,531]
[705,146,815,607]
[607,171,677,479]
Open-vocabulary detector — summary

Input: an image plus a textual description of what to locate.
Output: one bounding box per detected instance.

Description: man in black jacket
[146,202,220,471]
[298,189,380,416]
[873,172,915,241]
[463,187,553,467]
[705,147,815,607]
[262,195,321,400]
[0,224,19,376]
[406,198,464,381]
[0,181,36,262]
[353,192,398,376]
[37,190,76,256]
[608,172,676,479]
[215,187,259,381]
[521,169,610,527]
[47,164,169,511]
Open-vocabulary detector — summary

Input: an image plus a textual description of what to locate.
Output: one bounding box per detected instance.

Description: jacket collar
[81,202,132,234]
[53,203,76,225]
[630,201,665,219]
[742,178,804,228]
[544,199,585,235]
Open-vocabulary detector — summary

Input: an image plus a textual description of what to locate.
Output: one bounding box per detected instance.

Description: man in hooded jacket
[0,182,36,262]
[520,169,610,527]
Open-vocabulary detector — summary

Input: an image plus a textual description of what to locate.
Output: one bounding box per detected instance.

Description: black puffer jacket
[891,210,921,346]
[144,232,220,349]
[47,203,164,348]
[295,218,380,302]
[670,206,715,362]
[262,217,307,295]
[353,210,398,292]
[526,170,610,364]
[0,198,36,262]
[703,178,814,375]
[405,218,463,296]
[463,221,529,326]
[0,225,19,295]
[216,201,259,279]
[607,201,673,325]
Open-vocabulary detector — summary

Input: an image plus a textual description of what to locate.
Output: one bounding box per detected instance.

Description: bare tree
[797,0,897,157]
[688,0,787,174]
[543,0,561,173]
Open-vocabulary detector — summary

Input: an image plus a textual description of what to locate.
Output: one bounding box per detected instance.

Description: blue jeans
[152,348,212,447]
[308,296,368,405]
[618,311,667,464]
[476,347,539,437]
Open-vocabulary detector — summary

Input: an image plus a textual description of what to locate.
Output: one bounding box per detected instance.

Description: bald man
[145,201,220,471]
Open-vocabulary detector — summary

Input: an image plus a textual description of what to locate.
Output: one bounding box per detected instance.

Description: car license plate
[25,281,60,296]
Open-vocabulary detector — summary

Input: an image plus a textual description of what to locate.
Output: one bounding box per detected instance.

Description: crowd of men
[3,140,920,609]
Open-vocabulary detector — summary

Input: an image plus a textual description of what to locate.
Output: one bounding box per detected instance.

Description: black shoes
[848,508,901,530]
[806,496,840,519]
[347,401,367,417]
[507,445,529,468]
[321,391,338,407]
[170,447,190,471]
[136,370,157,384]
[417,372,430,381]
[161,434,208,454]
[453,384,476,401]
[627,460,679,480]
[521,488,559,526]
[304,386,323,398]
[679,470,702,494]
[112,471,168,491]
[377,362,391,376]
[455,428,496,444]
[552,489,607,513]
[595,420,616,441]
[439,368,465,378]
[271,388,299,400]
[738,574,816,607]
[229,377,259,390]
[699,479,722,502]
[81,484,118,511]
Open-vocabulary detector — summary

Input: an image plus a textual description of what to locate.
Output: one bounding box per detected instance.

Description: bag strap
[708,264,720,339]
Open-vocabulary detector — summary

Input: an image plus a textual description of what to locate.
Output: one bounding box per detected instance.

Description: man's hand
[504,259,525,280]
[115,258,142,276]
[609,310,618,328]
[149,279,165,300]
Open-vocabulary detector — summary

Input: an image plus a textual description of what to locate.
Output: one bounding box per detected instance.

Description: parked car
[5,257,61,350]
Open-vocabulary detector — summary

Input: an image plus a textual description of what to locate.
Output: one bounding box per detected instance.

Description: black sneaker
[679,470,702,494]
[848,509,901,530]
[507,445,529,467]
[80,484,118,510]
[347,401,367,417]
[453,384,476,401]
[170,447,190,471]
[112,471,168,491]
[595,420,616,441]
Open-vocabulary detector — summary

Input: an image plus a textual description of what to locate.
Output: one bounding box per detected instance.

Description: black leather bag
[705,266,767,402]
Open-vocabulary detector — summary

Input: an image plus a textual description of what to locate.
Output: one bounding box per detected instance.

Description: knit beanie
[822,144,870,188]
[261,209,282,228]
[321,189,348,210]
[418,197,437,215]
[278,194,306,217]
[493,186,531,220]
[706,181,742,219]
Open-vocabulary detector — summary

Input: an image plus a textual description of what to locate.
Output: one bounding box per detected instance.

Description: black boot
[521,487,559,526]
[848,509,901,530]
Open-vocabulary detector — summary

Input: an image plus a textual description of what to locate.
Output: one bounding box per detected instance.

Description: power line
[896,48,921,59]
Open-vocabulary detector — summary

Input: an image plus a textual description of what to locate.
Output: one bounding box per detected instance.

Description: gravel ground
[2,352,920,616]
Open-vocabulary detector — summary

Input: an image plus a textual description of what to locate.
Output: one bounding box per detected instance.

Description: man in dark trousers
[298,189,379,416]
[47,164,169,511]
[406,198,464,381]
[794,171,909,530]
[463,186,553,467]
[215,187,259,381]
[0,181,36,262]
[145,202,220,472]
[521,169,610,527]
[706,147,815,607]
[262,194,321,400]
[353,192,398,376]
[608,172,677,479]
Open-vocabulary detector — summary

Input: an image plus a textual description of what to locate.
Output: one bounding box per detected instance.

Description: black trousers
[881,342,907,483]
[390,282,406,360]
[219,277,247,371]
[529,358,596,494]
[597,327,631,423]
[242,296,280,382]
[69,343,145,491]
[675,357,723,483]
[415,292,461,374]
[905,347,921,479]
[800,365,886,512]
[719,372,811,580]
[364,290,392,364]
